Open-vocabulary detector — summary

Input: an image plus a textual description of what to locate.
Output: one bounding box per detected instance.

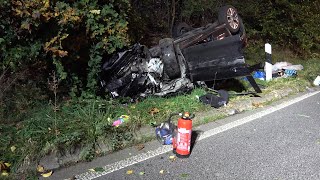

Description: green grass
[0,87,209,177]
[196,114,227,125]
[1,49,319,178]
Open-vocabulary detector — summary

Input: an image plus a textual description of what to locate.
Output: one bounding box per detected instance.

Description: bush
[0,0,130,98]
[227,1,320,56]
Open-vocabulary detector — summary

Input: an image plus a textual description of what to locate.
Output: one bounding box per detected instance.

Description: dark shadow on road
[190,130,203,155]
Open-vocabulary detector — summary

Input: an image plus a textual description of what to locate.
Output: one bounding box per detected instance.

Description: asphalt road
[52,91,320,180]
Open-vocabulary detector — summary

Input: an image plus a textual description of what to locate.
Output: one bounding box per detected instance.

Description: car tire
[159,38,181,79]
[218,5,240,34]
[172,22,193,38]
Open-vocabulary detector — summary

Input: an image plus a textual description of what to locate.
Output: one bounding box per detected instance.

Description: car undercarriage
[100,5,262,98]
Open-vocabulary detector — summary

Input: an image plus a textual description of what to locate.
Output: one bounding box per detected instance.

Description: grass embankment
[1,51,319,178]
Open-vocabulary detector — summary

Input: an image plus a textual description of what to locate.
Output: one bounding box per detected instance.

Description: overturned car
[100,5,262,98]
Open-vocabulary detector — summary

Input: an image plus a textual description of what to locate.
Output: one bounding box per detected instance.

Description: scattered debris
[35,164,54,177]
[227,109,239,116]
[272,61,303,78]
[149,121,157,126]
[169,155,176,162]
[253,71,265,80]
[126,170,133,175]
[282,64,304,71]
[155,114,179,145]
[135,144,145,151]
[159,169,164,174]
[37,165,45,173]
[95,149,101,155]
[314,76,320,86]
[41,170,53,178]
[139,171,145,175]
[252,102,264,108]
[88,167,105,172]
[199,90,229,108]
[283,69,297,77]
[272,62,292,72]
[112,115,129,127]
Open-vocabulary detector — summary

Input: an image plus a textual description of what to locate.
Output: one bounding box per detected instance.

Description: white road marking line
[73,91,320,180]
[297,114,311,118]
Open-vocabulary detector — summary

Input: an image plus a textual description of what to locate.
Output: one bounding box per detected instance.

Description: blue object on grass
[242,71,265,81]
[253,71,265,80]
[284,69,297,77]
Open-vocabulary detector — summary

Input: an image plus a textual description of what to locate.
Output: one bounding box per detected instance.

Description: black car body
[100,5,261,98]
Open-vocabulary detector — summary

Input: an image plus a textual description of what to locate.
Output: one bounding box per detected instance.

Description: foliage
[298,58,320,83]
[0,0,130,97]
[179,0,223,26]
[128,0,185,45]
[0,0,130,176]
[236,0,320,55]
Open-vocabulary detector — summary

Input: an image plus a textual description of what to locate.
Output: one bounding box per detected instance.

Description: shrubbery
[233,0,320,55]
[0,0,130,98]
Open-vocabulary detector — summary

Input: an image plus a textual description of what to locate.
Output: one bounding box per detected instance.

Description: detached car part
[100,5,261,98]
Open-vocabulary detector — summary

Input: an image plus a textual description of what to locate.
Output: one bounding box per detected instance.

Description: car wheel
[159,38,181,79]
[172,22,193,38]
[218,5,240,34]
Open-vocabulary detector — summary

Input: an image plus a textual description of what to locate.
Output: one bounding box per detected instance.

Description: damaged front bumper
[100,43,194,98]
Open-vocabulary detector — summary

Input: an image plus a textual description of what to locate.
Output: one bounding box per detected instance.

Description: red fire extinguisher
[173,112,194,158]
